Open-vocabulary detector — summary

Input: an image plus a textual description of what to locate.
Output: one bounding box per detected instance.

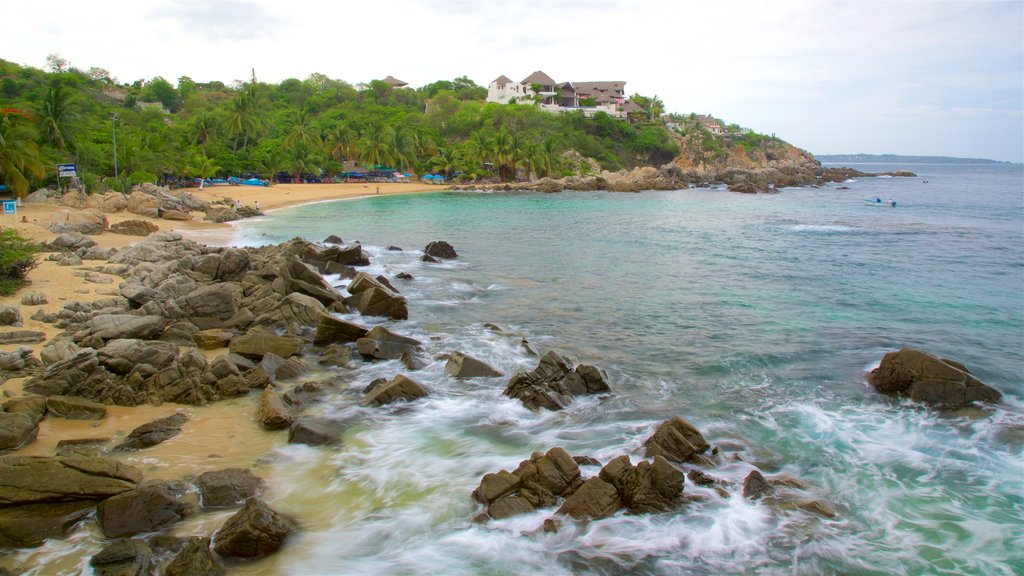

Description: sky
[6,0,1023,162]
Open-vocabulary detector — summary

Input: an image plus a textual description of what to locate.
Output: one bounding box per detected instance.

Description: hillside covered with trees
[0,56,682,196]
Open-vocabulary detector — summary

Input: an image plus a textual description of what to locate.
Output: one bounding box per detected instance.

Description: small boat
[864,199,897,207]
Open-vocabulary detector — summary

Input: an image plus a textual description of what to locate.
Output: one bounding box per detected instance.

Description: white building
[487,71,633,118]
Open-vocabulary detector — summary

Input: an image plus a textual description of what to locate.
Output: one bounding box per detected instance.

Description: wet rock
[2,395,47,424]
[113,413,188,451]
[323,235,343,245]
[421,254,440,264]
[0,456,141,505]
[55,437,110,457]
[312,314,369,344]
[555,476,621,520]
[0,500,95,548]
[164,536,225,576]
[213,498,298,560]
[344,284,408,320]
[317,345,353,367]
[96,481,190,538]
[361,374,428,407]
[196,468,265,508]
[687,469,719,487]
[45,395,107,420]
[260,353,305,382]
[0,412,39,451]
[503,351,610,411]
[742,470,772,499]
[356,326,422,361]
[89,538,153,576]
[288,418,341,446]
[869,347,1001,406]
[423,241,458,259]
[596,454,684,514]
[445,351,503,378]
[401,350,428,370]
[643,417,710,464]
[256,387,292,430]
[193,329,236,350]
[472,447,582,520]
[572,455,602,467]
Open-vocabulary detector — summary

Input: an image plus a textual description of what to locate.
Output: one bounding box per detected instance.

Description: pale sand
[0,181,438,464]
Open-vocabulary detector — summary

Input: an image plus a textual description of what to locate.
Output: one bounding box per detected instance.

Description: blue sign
[57,163,77,177]
[2,200,16,215]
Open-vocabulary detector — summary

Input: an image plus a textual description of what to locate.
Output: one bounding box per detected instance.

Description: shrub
[0,227,40,295]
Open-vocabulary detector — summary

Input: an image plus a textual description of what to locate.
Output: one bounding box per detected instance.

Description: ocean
[14,164,1017,575]
[219,163,1024,575]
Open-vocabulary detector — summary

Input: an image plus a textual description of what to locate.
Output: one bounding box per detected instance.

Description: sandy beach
[0,181,436,464]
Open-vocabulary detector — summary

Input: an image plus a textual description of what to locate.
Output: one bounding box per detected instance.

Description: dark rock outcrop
[0,500,96,548]
[45,395,108,420]
[361,374,428,407]
[113,413,188,451]
[164,536,225,576]
[445,351,502,378]
[96,481,190,538]
[89,538,153,576]
[503,351,610,411]
[356,326,422,361]
[423,241,458,259]
[213,498,298,560]
[868,348,1001,406]
[0,456,141,505]
[0,413,38,451]
[643,417,710,465]
[196,468,265,508]
[472,447,582,520]
[256,387,293,430]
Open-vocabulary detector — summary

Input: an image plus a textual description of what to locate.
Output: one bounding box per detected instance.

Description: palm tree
[462,129,492,174]
[285,141,320,183]
[226,85,262,150]
[324,122,358,163]
[427,146,460,179]
[37,81,75,152]
[490,128,515,180]
[358,122,395,169]
[282,108,320,150]
[185,152,219,180]
[188,112,217,156]
[0,110,45,196]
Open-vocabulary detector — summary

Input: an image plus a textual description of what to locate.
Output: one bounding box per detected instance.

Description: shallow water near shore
[8,164,1024,574]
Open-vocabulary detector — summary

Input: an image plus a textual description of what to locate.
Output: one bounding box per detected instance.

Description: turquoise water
[233,164,1023,575]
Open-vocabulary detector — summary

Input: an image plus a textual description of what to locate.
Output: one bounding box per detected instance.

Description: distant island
[816,154,1011,164]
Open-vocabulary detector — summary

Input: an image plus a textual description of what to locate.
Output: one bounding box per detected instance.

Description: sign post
[56,163,77,197]
[1,199,16,228]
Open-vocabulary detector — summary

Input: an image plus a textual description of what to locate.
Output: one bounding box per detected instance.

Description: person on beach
[235,199,241,210]
[255,200,260,211]
[376,186,380,195]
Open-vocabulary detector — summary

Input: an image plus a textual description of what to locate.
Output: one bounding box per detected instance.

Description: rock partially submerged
[869,347,1001,407]
[503,351,610,411]
[213,498,298,560]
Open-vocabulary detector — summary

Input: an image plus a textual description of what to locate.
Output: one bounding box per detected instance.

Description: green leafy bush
[0,227,40,295]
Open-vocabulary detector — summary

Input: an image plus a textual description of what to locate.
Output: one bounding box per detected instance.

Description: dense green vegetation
[0,228,39,295]
[0,58,679,195]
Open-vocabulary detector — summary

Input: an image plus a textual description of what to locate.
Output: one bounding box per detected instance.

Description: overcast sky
[7,0,1023,162]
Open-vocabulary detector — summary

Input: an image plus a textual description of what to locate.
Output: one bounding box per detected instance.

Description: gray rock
[196,468,264,508]
[423,241,458,259]
[0,500,96,548]
[869,347,1002,406]
[0,455,141,505]
[96,481,189,538]
[0,412,38,451]
[80,314,167,342]
[113,413,188,451]
[361,374,428,407]
[46,208,107,235]
[164,536,225,576]
[445,351,503,378]
[0,306,20,327]
[20,292,47,306]
[213,498,298,560]
[46,395,108,420]
[0,348,41,376]
[89,538,153,576]
[45,232,98,252]
[743,470,772,499]
[230,331,305,360]
[643,417,710,464]
[108,219,159,236]
[0,330,46,344]
[356,326,422,361]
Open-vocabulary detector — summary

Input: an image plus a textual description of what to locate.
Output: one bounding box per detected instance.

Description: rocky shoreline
[449,163,917,194]
[0,180,1001,574]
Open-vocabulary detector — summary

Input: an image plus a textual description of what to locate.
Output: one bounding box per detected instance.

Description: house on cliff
[487,71,632,118]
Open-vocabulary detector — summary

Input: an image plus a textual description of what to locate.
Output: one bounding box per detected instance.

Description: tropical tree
[187,111,217,156]
[427,146,460,178]
[185,151,219,180]
[324,122,358,163]
[37,80,75,152]
[282,108,320,150]
[0,110,45,196]
[226,84,262,150]
[285,140,320,182]
[359,122,395,169]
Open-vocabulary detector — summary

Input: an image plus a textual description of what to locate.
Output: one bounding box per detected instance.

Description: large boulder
[89,539,153,576]
[84,192,129,214]
[45,395,108,420]
[868,348,1002,406]
[164,536,225,576]
[360,374,428,407]
[46,208,108,235]
[44,231,97,252]
[0,348,42,377]
[344,286,408,320]
[126,191,160,218]
[256,387,292,430]
[356,326,422,361]
[0,456,141,505]
[97,339,178,375]
[230,331,305,360]
[312,314,369,345]
[78,314,167,343]
[503,351,610,411]
[108,219,159,237]
[445,351,502,378]
[213,498,298,560]
[2,395,47,424]
[0,412,38,451]
[423,241,458,259]
[643,417,710,464]
[113,413,188,451]
[196,468,265,509]
[0,500,96,548]
[472,447,582,520]
[0,306,21,326]
[96,481,190,538]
